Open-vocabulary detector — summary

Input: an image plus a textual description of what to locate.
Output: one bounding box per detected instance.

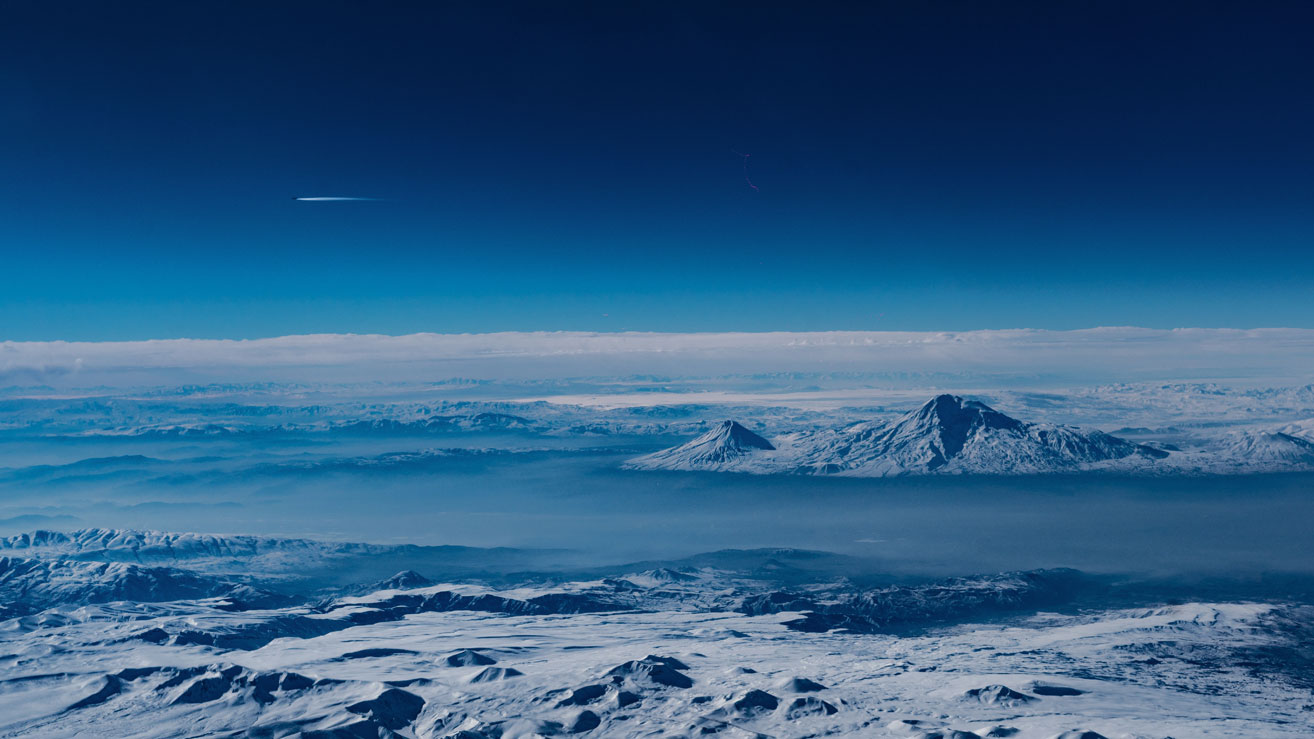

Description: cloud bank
[3,328,1313,390]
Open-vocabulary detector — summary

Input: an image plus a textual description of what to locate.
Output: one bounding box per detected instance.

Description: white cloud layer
[3,328,1313,389]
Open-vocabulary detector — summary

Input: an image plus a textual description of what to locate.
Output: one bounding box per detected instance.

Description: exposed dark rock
[965,684,1034,705]
[372,570,433,591]
[170,675,231,704]
[469,667,524,683]
[605,657,693,689]
[445,649,497,667]
[68,676,122,709]
[641,654,689,670]
[744,569,1088,634]
[337,648,417,660]
[130,627,170,644]
[730,689,779,715]
[784,696,837,718]
[345,687,425,730]
[567,710,601,733]
[555,684,608,707]
[1032,683,1087,697]
[780,677,826,693]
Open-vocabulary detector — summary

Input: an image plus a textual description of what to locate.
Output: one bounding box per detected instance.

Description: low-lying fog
[4,434,1311,580]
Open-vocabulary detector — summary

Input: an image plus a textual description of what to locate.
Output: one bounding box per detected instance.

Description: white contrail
[293,196,381,201]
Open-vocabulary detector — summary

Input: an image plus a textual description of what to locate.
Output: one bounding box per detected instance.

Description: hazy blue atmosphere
[3,1,1314,339]
[6,428,1314,578]
[3,331,1313,578]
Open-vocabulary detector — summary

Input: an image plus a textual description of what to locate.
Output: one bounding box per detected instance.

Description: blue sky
[2,1,1312,340]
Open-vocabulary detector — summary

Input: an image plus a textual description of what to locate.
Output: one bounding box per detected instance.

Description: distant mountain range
[626,394,1171,476]
[0,556,293,619]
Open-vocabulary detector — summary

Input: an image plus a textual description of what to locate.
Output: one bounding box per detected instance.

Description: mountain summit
[625,421,775,470]
[792,394,1165,475]
[627,395,1166,477]
[881,394,1027,468]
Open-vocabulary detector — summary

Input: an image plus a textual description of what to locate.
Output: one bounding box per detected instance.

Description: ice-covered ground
[3,561,1311,738]
[2,528,1313,737]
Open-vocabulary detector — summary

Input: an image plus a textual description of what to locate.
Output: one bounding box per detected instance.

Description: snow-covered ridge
[0,528,591,593]
[0,556,289,618]
[627,394,1167,476]
[1206,429,1314,470]
[738,568,1085,633]
[0,528,377,562]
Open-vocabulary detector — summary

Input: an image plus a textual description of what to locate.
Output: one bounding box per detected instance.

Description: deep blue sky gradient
[2,1,1312,339]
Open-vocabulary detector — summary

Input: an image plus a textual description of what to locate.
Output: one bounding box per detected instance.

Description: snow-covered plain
[2,536,1311,738]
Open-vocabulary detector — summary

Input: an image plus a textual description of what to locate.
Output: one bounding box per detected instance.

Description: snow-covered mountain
[0,528,591,592]
[1184,429,1314,473]
[0,528,379,565]
[626,420,775,470]
[0,556,288,618]
[628,395,1166,476]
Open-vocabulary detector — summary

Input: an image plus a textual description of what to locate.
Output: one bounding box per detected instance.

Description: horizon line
[5,325,1314,346]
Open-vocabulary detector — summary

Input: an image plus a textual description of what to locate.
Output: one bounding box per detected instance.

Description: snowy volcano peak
[885,394,1026,468]
[913,394,1023,433]
[798,394,1160,475]
[707,420,776,453]
[787,394,1043,475]
[625,421,775,470]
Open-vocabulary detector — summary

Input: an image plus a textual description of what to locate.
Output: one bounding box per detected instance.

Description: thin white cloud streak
[293,197,381,201]
[3,328,1314,389]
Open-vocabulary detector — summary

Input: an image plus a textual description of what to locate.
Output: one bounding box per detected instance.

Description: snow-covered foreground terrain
[2,534,1312,738]
[3,529,1314,737]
